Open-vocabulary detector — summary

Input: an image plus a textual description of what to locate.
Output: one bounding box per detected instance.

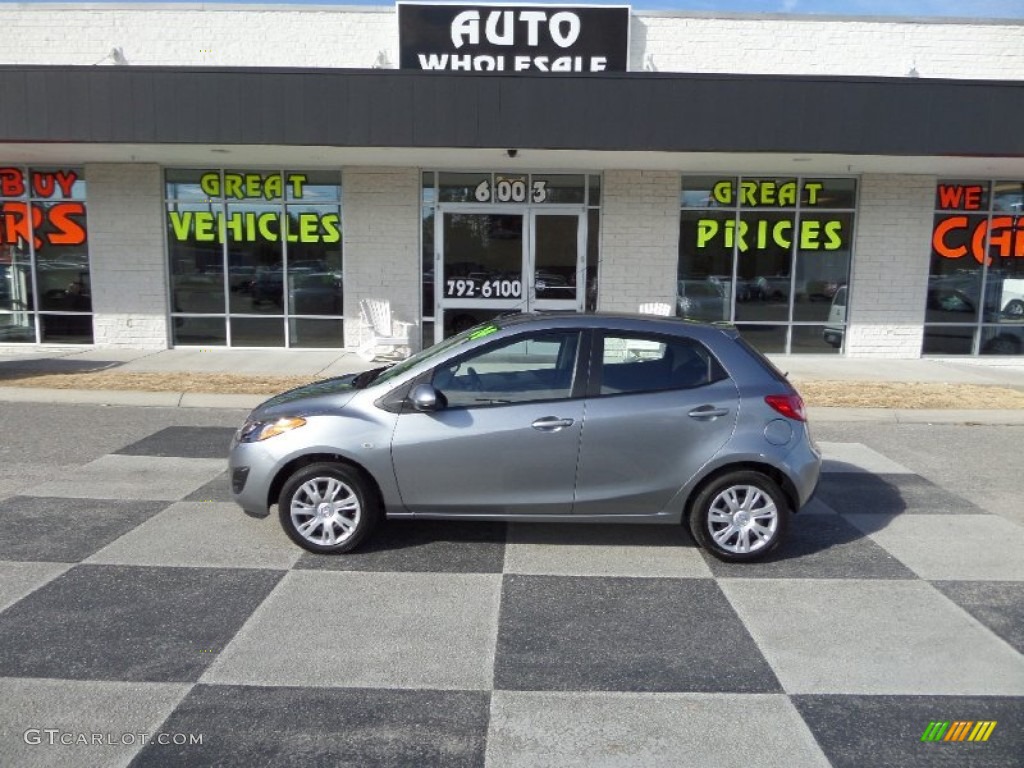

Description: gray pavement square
[183,470,233,503]
[0,564,284,682]
[846,514,1024,581]
[493,575,781,693]
[703,514,918,580]
[487,691,830,768]
[0,678,191,768]
[29,455,227,501]
[721,579,1024,696]
[0,561,71,613]
[130,685,490,768]
[85,501,301,570]
[295,519,507,574]
[816,473,987,515]
[792,694,1024,768]
[115,426,237,459]
[930,580,1024,654]
[504,522,712,578]
[0,496,168,562]
[818,442,915,474]
[203,571,501,690]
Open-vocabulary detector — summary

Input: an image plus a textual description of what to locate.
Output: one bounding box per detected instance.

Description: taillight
[765,394,806,422]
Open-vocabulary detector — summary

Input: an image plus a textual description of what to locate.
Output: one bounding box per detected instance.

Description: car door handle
[688,405,730,420]
[532,417,575,431]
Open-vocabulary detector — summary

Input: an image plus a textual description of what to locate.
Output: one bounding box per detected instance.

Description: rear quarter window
[599,334,727,395]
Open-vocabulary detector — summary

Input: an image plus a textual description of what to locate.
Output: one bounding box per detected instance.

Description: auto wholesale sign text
[398,3,630,73]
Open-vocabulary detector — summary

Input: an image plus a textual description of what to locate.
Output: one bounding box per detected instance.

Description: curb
[1,386,1023,424]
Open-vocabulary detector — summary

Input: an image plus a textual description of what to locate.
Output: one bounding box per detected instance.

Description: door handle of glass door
[531,417,574,431]
[687,406,730,419]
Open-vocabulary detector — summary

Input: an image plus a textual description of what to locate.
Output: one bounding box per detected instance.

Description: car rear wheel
[278,462,379,554]
[689,471,790,562]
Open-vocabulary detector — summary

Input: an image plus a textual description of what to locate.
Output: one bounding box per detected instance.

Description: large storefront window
[926,180,1024,355]
[420,171,600,346]
[166,170,343,347]
[678,176,857,354]
[0,167,91,344]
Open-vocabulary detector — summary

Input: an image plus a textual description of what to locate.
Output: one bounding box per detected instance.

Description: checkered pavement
[0,427,1021,767]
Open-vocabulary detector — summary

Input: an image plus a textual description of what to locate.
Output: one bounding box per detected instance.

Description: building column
[597,170,680,312]
[84,163,170,348]
[845,174,935,358]
[341,168,421,350]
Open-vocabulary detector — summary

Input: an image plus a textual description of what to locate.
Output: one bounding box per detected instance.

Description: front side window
[166,169,343,348]
[431,331,580,407]
[927,179,1024,355]
[0,166,91,344]
[599,334,722,395]
[678,176,857,354]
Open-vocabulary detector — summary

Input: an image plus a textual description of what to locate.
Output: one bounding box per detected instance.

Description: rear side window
[598,334,726,395]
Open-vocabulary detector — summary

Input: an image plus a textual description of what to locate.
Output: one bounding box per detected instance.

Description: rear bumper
[784,432,822,510]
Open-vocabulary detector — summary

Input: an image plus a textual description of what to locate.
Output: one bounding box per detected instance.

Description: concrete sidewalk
[1,346,1023,423]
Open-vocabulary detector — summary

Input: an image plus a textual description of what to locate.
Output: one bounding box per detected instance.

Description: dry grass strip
[1,371,1023,409]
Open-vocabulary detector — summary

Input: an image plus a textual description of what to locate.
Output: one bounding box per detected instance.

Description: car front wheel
[689,471,790,562]
[278,462,379,554]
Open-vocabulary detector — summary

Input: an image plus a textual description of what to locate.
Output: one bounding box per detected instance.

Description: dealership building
[1,3,1022,357]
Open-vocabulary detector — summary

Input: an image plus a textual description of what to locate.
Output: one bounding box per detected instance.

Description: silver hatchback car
[229,313,820,562]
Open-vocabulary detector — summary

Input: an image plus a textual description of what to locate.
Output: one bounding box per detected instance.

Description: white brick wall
[0,5,1019,80]
[597,170,680,312]
[634,15,1024,80]
[341,167,420,350]
[84,163,170,349]
[845,174,935,357]
[0,5,393,69]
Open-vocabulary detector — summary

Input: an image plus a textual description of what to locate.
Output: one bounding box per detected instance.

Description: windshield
[365,321,504,388]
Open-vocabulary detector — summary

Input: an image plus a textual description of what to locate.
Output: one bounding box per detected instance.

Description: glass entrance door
[434,207,585,342]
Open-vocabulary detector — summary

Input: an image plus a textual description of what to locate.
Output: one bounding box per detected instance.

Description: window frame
[587,330,728,398]
[425,328,590,410]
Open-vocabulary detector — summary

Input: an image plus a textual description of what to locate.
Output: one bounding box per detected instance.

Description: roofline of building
[1,2,1022,27]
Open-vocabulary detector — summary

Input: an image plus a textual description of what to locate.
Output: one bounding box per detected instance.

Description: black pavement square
[0,496,168,562]
[816,473,987,515]
[296,520,507,573]
[930,581,1024,655]
[116,427,237,459]
[793,694,1024,768]
[493,575,781,693]
[703,514,918,579]
[130,685,490,768]
[183,471,234,503]
[0,565,283,682]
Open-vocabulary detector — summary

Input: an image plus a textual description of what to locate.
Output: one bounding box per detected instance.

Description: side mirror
[409,383,442,412]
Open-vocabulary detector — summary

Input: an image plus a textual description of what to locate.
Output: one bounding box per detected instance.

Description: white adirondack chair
[356,298,415,362]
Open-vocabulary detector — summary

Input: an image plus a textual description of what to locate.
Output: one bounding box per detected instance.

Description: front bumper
[228,439,280,516]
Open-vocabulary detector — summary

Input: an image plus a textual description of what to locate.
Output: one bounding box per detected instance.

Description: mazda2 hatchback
[229,314,820,562]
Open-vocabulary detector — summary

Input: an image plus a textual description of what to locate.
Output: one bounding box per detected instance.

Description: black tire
[278,462,380,554]
[688,470,790,562]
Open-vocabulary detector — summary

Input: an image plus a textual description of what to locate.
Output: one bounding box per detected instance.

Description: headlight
[238,416,307,443]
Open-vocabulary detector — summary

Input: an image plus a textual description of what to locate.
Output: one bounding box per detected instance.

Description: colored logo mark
[921,721,997,742]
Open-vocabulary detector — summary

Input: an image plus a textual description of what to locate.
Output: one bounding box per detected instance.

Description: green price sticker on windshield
[468,324,499,340]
